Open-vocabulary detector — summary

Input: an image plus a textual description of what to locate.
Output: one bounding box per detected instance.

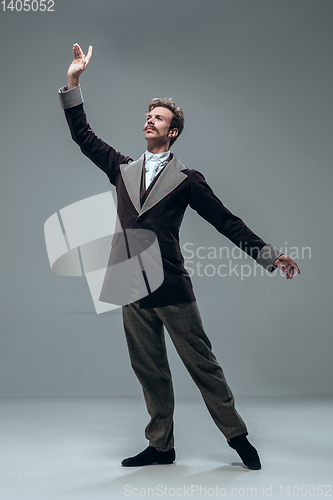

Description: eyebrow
[146,113,166,119]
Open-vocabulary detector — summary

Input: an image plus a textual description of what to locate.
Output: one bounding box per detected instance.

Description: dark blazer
[63,102,279,308]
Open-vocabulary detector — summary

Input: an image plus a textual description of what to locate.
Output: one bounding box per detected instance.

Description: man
[58,43,300,471]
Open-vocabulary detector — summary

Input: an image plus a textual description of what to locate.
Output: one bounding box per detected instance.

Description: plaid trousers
[122,300,248,451]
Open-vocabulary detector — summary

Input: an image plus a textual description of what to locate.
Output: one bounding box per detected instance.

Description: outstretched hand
[274,254,300,280]
[67,43,93,88]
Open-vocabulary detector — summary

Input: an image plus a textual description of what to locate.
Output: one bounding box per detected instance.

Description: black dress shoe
[228,434,261,470]
[121,446,176,467]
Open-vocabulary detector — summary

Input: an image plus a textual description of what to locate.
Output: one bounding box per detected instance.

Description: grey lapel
[120,154,188,216]
[119,154,144,214]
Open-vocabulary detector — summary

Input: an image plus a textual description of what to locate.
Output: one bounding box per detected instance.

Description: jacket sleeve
[58,84,132,186]
[188,169,282,272]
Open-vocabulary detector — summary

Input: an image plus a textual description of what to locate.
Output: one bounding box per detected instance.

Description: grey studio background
[1,0,332,402]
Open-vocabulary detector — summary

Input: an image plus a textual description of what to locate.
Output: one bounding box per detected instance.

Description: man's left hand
[273,254,301,280]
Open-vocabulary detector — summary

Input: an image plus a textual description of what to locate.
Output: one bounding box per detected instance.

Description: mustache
[144,125,158,132]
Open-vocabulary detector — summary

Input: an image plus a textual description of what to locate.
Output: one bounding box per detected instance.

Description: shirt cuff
[58,83,84,109]
[256,243,283,273]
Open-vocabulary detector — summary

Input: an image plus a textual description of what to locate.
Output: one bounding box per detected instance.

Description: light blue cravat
[144,150,170,188]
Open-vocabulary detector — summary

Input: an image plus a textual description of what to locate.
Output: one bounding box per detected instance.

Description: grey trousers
[122,300,248,451]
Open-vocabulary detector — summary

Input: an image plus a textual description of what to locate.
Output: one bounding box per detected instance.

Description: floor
[0,396,332,500]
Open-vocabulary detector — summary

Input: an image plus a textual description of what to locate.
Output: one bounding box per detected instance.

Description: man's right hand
[67,43,93,89]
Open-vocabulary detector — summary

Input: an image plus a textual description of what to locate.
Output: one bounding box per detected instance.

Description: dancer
[58,44,300,470]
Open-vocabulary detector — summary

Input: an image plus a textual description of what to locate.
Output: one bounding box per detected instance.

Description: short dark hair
[147,98,184,148]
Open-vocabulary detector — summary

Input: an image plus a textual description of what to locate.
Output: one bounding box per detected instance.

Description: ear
[168,128,178,138]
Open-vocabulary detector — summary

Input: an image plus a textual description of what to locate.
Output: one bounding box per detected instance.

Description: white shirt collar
[145,150,170,162]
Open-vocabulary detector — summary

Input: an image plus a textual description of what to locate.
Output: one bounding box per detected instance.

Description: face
[143,106,177,145]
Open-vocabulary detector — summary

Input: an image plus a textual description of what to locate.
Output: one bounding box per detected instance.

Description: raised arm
[58,44,132,185]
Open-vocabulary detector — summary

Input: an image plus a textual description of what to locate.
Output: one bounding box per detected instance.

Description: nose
[147,117,154,125]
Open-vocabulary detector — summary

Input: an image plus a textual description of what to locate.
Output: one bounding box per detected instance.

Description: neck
[146,141,170,155]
